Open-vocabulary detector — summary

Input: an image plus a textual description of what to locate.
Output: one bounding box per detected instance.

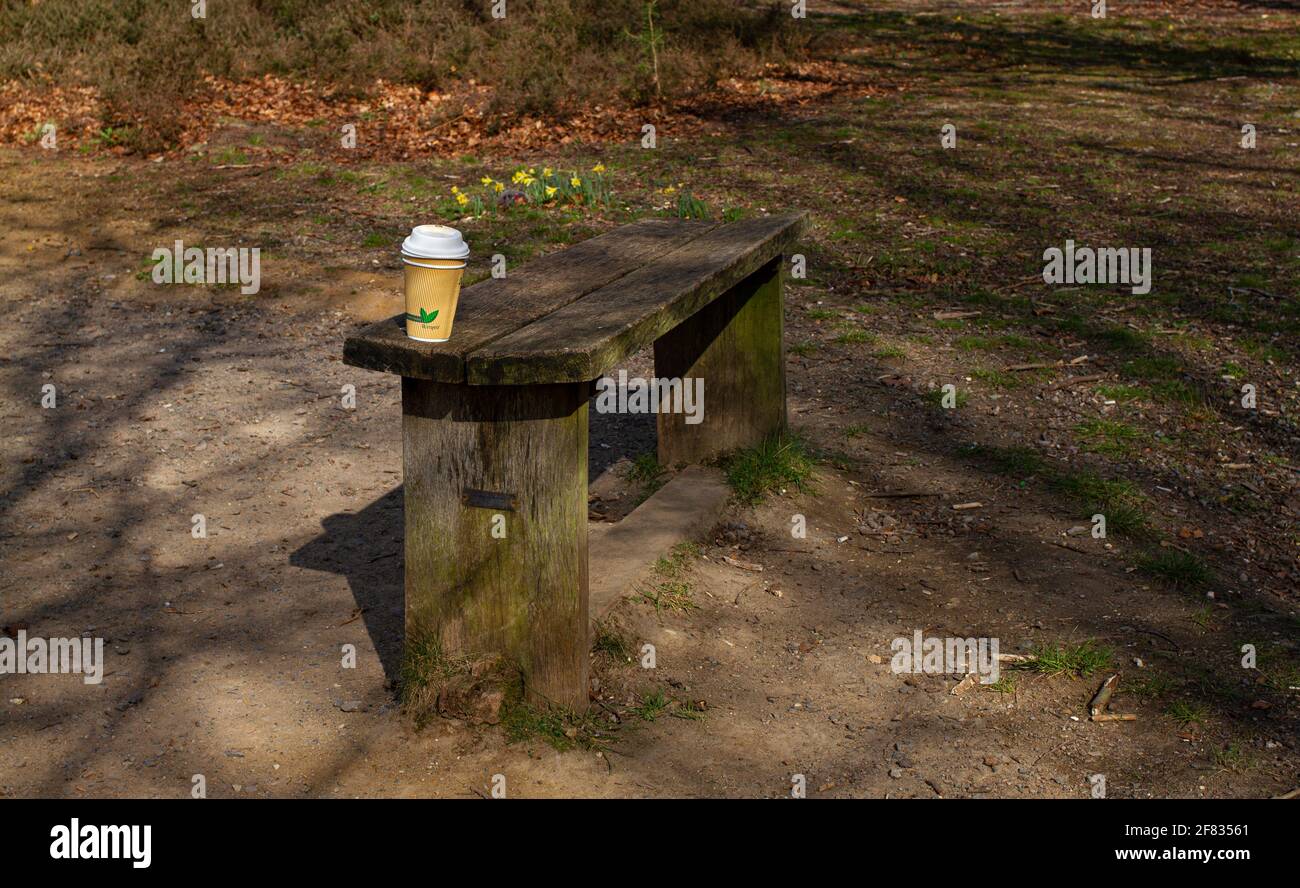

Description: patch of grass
[674,191,710,220]
[397,633,493,729]
[1122,355,1182,381]
[1238,337,1286,363]
[639,580,696,612]
[956,335,996,351]
[1171,332,1213,352]
[922,386,969,409]
[1148,379,1204,406]
[1252,642,1300,693]
[1097,384,1144,402]
[670,698,707,720]
[971,367,1021,389]
[591,622,634,663]
[1075,419,1144,456]
[986,673,1017,695]
[1165,700,1209,728]
[627,452,666,499]
[630,688,705,721]
[1047,470,1151,537]
[1190,605,1214,630]
[631,689,670,721]
[1023,640,1114,678]
[842,423,870,439]
[639,543,700,613]
[361,232,390,248]
[1211,742,1253,772]
[789,340,818,357]
[211,146,250,165]
[805,308,837,320]
[502,700,608,751]
[398,634,472,719]
[834,328,873,345]
[723,433,815,506]
[873,345,906,359]
[655,541,700,578]
[1138,549,1213,590]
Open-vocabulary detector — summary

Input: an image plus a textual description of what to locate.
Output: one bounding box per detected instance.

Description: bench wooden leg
[401,377,590,712]
[653,256,787,465]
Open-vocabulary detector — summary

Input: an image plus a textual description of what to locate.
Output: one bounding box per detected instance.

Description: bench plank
[465,212,806,385]
[343,219,716,382]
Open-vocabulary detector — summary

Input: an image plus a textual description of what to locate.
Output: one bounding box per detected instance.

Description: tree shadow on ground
[290,486,405,682]
[814,7,1300,82]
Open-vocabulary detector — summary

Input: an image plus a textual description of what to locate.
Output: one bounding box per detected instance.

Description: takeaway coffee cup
[401,225,470,342]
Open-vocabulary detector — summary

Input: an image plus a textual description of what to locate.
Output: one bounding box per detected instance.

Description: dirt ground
[2,0,1298,798]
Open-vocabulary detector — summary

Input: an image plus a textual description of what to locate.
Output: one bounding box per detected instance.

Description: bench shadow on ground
[289,395,656,683]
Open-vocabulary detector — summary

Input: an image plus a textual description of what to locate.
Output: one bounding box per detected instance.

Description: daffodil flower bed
[444,163,610,218]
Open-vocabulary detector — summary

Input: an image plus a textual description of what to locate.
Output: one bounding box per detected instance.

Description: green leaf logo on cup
[401,225,469,343]
[405,308,440,324]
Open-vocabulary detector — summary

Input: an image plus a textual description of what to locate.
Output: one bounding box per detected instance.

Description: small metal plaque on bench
[462,488,517,511]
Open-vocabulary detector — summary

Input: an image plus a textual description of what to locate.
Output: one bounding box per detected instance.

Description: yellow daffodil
[663,185,676,195]
[570,176,581,187]
[543,167,553,177]
[592,163,606,173]
[545,186,557,198]
[450,185,460,193]
[493,181,504,193]
[455,193,469,206]
[480,176,492,186]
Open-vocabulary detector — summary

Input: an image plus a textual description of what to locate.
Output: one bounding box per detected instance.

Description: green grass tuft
[502,700,608,751]
[1075,419,1144,456]
[723,433,815,506]
[626,452,666,501]
[591,622,634,663]
[1047,470,1151,537]
[1165,700,1209,728]
[1138,549,1213,589]
[1022,640,1114,678]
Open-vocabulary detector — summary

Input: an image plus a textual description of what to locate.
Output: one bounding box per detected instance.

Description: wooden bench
[343,212,806,711]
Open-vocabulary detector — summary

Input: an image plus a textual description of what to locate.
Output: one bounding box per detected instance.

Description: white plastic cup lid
[401,224,470,259]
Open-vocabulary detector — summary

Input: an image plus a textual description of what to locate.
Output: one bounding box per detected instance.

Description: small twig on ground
[1089,673,1120,717]
[1046,374,1106,391]
[721,555,763,572]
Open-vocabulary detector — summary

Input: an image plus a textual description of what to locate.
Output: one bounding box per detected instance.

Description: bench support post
[401,377,590,712]
[654,256,787,465]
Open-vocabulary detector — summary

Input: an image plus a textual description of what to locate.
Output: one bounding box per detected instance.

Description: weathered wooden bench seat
[344,212,805,710]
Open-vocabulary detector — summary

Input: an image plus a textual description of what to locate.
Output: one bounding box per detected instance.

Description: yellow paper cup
[403,257,465,342]
[399,225,471,343]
